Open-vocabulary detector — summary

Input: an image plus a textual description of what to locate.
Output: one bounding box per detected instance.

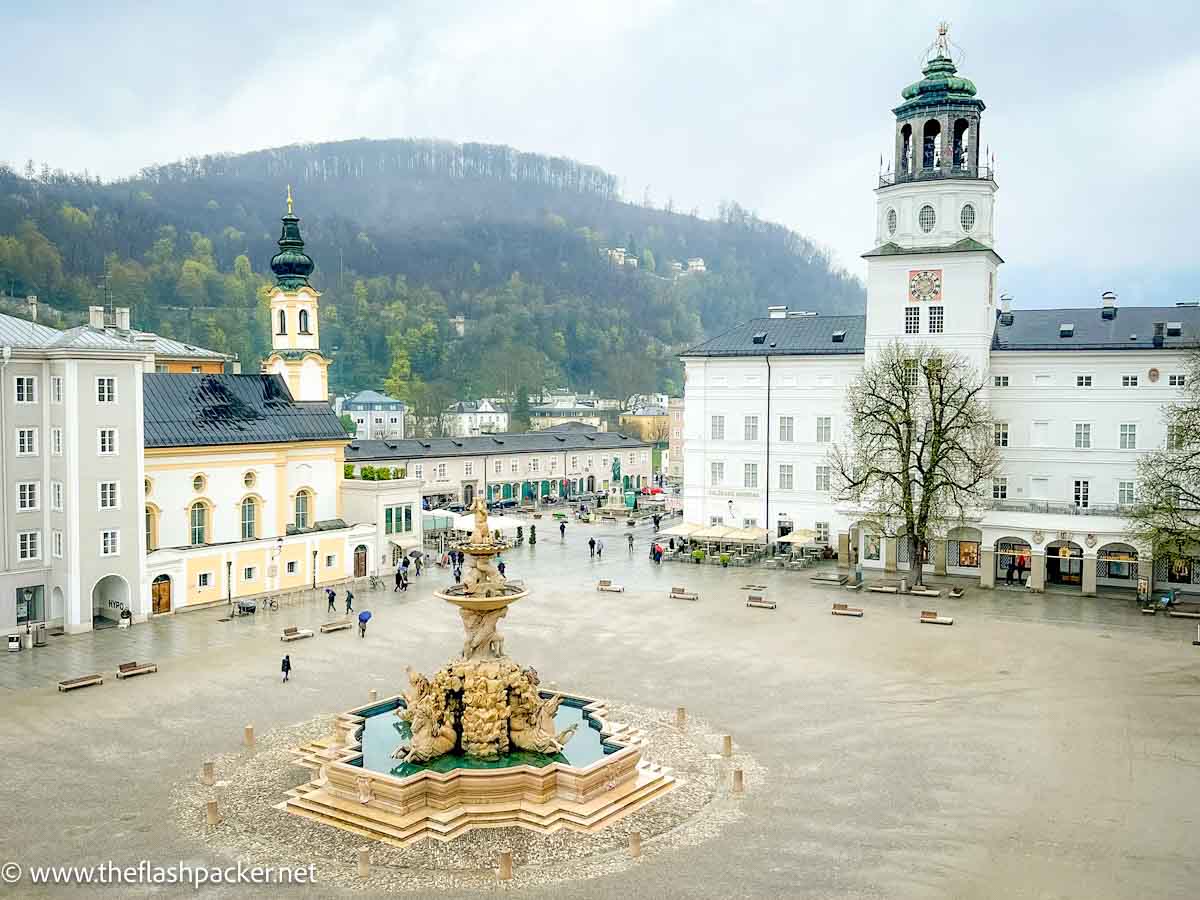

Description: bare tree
[1128,345,1200,556]
[831,342,999,586]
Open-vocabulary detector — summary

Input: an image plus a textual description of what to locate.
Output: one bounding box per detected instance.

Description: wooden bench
[319,620,352,633]
[746,593,775,609]
[810,572,847,585]
[1168,610,1200,619]
[867,583,900,594]
[1140,607,1159,615]
[831,602,863,617]
[1193,624,1200,647]
[948,587,965,599]
[115,661,157,679]
[920,609,954,626]
[597,579,625,593]
[281,626,314,642]
[58,674,103,692]
[910,586,942,598]
[670,586,699,601]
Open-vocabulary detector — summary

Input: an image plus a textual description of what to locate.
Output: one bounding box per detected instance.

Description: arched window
[952,118,970,169]
[899,123,913,175]
[922,119,941,169]
[189,502,208,545]
[294,490,311,530]
[145,506,158,551]
[241,497,257,540]
[298,309,310,334]
[277,309,287,335]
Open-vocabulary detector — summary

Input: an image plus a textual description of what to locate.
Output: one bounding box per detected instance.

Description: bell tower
[864,24,1001,370]
[261,187,331,402]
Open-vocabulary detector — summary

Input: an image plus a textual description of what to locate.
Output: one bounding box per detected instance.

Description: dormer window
[277,309,287,335]
[831,330,846,343]
[751,332,767,345]
[1167,322,1183,337]
[1059,323,1074,338]
[299,309,311,334]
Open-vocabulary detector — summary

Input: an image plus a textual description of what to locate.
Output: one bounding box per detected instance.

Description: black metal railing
[989,500,1126,517]
[878,164,995,188]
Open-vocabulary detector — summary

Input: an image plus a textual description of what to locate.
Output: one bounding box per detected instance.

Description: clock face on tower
[908,269,943,303]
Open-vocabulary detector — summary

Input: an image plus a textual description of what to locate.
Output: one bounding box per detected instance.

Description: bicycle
[368,574,385,591]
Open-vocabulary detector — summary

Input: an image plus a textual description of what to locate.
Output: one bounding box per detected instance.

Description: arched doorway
[151,574,172,615]
[622,475,631,491]
[586,475,595,493]
[354,544,368,578]
[502,483,512,500]
[92,574,130,628]
[995,537,1032,586]
[463,484,475,506]
[1045,540,1083,588]
[1097,543,1138,588]
[540,480,550,498]
[51,586,64,622]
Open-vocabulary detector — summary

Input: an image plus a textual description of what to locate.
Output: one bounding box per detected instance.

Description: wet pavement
[2,517,1198,898]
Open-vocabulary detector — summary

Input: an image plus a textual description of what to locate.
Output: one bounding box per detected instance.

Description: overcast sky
[4,1,1198,307]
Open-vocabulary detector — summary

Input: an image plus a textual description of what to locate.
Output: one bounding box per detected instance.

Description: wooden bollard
[496,850,513,881]
[675,706,687,728]
[201,761,215,786]
[205,799,221,826]
[722,734,733,757]
[357,847,370,878]
[629,831,642,858]
[732,768,744,794]
[243,724,254,747]
[369,688,378,702]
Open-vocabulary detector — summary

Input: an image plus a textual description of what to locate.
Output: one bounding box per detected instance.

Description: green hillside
[0,139,863,412]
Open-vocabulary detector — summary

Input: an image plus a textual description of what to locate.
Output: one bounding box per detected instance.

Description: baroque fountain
[280,499,676,846]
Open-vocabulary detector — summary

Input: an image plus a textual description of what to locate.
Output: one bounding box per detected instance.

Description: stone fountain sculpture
[394,498,577,763]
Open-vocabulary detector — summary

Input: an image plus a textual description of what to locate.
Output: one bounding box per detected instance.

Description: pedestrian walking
[588,537,596,558]
[358,609,371,638]
[628,533,635,553]
[281,654,291,683]
[498,559,506,578]
[453,565,462,584]
[394,563,403,592]
[345,590,354,614]
[596,539,604,560]
[400,569,409,592]
[415,555,423,577]
[326,588,336,613]
[560,521,566,540]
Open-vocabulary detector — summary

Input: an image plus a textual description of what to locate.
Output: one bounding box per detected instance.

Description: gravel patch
[171,704,764,892]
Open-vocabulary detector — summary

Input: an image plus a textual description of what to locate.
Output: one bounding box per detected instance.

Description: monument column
[980,549,995,588]
[1082,554,1097,597]
[1028,552,1045,592]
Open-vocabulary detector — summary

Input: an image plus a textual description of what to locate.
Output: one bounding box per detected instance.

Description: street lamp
[226,560,232,605]
[312,549,318,590]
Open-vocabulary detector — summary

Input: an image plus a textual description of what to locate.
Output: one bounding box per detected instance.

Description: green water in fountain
[354,695,614,778]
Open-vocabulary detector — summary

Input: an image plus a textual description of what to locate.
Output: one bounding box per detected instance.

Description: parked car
[488,498,518,511]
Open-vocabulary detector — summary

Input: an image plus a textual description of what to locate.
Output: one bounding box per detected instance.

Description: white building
[343,390,407,440]
[443,399,508,437]
[681,33,1200,598]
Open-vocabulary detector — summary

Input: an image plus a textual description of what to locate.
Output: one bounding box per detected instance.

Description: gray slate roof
[0,313,66,349]
[344,389,405,409]
[346,429,651,462]
[992,305,1200,351]
[143,374,348,449]
[681,314,867,357]
[136,331,231,359]
[0,311,230,359]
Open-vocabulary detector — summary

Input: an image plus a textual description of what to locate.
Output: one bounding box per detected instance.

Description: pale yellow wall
[184,553,224,607]
[318,536,344,584]
[279,543,309,590]
[235,548,268,596]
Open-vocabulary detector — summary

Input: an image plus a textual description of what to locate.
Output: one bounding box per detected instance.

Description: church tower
[864,24,1001,371]
[261,187,331,402]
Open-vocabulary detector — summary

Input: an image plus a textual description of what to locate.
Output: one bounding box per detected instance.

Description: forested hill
[0,139,863,413]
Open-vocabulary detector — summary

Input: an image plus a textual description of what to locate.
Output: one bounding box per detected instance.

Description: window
[243,471,256,489]
[993,477,1008,500]
[15,376,36,403]
[243,567,256,581]
[815,465,831,492]
[50,427,62,455]
[294,490,311,529]
[299,309,311,334]
[1169,374,1186,387]
[779,464,794,490]
[50,376,63,403]
[1119,424,1137,450]
[711,415,725,440]
[325,554,336,568]
[385,504,414,534]
[198,572,211,588]
[1076,375,1092,388]
[711,461,724,485]
[744,463,758,489]
[1074,423,1091,449]
[816,416,832,443]
[570,456,578,470]
[815,522,830,544]
[509,459,517,475]
[744,416,759,441]
[993,375,1009,387]
[52,530,63,559]
[464,461,473,477]
[586,456,593,469]
[1119,480,1136,505]
[145,507,157,551]
[16,428,37,455]
[549,459,558,473]
[277,309,287,335]
[917,204,936,233]
[905,306,920,334]
[18,530,40,560]
[413,464,423,479]
[1074,479,1090,509]
[285,561,298,575]
[189,502,208,545]
[902,360,919,387]
[241,497,257,540]
[531,458,539,473]
[1122,375,1138,387]
[101,530,120,556]
[98,428,117,455]
[96,377,116,403]
[494,459,502,475]
[886,208,897,235]
[928,306,944,334]
[1167,424,1184,449]
[779,416,794,442]
[960,203,976,233]
[993,423,1008,447]
[51,481,63,511]
[16,481,39,511]
[98,481,119,510]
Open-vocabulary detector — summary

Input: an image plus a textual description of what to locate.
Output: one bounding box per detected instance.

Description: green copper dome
[270,198,315,291]
[894,52,983,118]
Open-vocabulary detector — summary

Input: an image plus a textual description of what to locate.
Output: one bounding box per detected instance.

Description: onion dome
[901,55,977,104]
[270,185,315,290]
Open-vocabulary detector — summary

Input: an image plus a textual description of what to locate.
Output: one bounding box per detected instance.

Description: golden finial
[286,184,294,215]
[935,21,951,57]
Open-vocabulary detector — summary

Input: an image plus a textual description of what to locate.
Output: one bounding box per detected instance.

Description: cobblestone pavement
[2,517,1198,898]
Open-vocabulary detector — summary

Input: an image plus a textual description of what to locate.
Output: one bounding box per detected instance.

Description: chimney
[88,306,106,329]
[115,307,131,331]
[999,294,1012,314]
[767,305,788,319]
[1101,290,1117,320]
[25,295,36,322]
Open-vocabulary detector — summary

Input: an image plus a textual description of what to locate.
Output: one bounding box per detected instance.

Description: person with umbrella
[358,609,371,638]
[345,589,354,614]
[559,520,566,540]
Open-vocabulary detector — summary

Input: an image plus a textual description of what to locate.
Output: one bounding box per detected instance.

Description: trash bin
[32,622,47,647]
[7,633,21,652]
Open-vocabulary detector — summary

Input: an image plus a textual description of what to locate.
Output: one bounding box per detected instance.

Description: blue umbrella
[358,610,372,623]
